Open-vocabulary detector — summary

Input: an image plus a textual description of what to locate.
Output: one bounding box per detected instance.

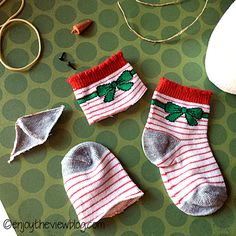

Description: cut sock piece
[9,105,64,163]
[142,78,227,216]
[61,142,143,230]
[67,51,147,125]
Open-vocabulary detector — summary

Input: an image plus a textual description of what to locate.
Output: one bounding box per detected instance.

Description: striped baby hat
[67,51,147,125]
[61,142,144,230]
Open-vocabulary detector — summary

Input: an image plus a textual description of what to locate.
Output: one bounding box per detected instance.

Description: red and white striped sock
[67,51,147,125]
[142,78,227,216]
[61,142,143,230]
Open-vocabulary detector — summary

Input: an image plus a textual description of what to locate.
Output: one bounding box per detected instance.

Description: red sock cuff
[156,78,212,105]
[67,51,128,90]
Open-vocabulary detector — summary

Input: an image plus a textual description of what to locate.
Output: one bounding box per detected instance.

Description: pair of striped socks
[65,52,227,229]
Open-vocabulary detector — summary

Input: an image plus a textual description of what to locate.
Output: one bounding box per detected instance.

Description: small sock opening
[103,197,140,218]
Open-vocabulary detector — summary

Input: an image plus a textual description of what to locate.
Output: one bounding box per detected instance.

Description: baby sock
[67,51,147,125]
[61,142,143,230]
[142,78,227,216]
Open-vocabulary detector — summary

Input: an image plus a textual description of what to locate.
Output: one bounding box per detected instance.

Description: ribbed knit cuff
[156,78,212,105]
[67,51,127,90]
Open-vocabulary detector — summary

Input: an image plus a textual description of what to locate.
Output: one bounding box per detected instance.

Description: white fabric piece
[9,105,65,163]
[205,0,236,94]
[0,200,17,236]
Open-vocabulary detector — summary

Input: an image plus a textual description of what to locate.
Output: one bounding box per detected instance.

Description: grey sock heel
[142,129,180,166]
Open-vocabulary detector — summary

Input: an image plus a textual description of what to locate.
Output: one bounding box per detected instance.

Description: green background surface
[0,0,236,235]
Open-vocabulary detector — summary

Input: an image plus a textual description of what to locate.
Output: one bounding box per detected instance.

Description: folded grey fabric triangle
[9,105,65,163]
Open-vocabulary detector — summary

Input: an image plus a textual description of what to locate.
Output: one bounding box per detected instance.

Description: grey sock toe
[61,141,107,176]
[180,201,225,216]
[189,185,227,206]
[180,185,227,216]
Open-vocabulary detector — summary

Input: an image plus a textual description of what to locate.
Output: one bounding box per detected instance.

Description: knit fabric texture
[67,51,147,125]
[142,78,227,216]
[9,105,64,163]
[61,142,144,230]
